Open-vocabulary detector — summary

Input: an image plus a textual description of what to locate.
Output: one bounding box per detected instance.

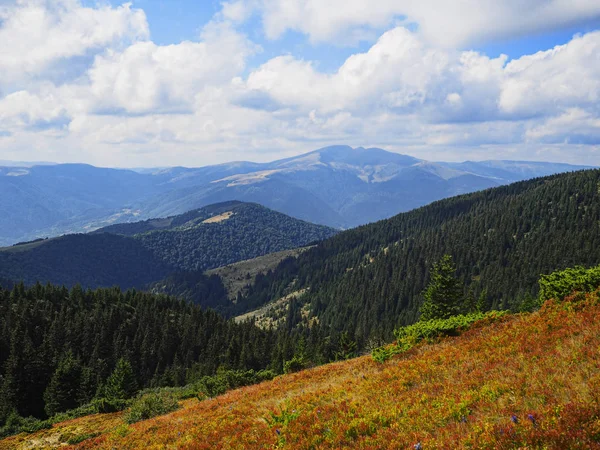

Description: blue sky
[0,0,599,167]
[100,0,600,69]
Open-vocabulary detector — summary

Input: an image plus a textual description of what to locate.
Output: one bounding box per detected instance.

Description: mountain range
[0,145,592,246]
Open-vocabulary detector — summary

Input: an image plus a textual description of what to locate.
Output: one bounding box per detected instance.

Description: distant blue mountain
[0,146,593,246]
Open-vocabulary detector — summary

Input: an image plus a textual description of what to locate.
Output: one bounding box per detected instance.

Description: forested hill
[0,201,336,290]
[95,201,337,272]
[239,169,600,342]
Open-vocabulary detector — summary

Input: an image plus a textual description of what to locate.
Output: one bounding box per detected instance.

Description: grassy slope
[207,247,310,301]
[3,294,600,449]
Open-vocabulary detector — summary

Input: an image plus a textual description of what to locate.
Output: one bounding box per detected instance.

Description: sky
[0,0,599,167]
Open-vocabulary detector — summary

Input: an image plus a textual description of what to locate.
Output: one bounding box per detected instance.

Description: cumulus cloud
[88,22,258,114]
[227,0,600,47]
[0,0,148,87]
[241,27,600,124]
[500,32,600,118]
[0,0,598,166]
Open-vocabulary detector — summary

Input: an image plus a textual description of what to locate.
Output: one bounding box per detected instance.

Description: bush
[0,411,51,439]
[196,369,276,398]
[372,311,507,363]
[395,312,498,342]
[538,265,600,303]
[371,345,402,363]
[283,356,306,374]
[125,392,180,424]
[51,402,99,422]
[92,397,128,413]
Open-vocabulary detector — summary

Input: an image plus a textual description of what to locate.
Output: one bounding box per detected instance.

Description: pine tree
[419,255,463,321]
[43,351,82,417]
[334,332,357,361]
[103,358,138,402]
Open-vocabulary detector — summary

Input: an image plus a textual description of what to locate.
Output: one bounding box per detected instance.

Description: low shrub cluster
[538,264,600,303]
[125,392,180,424]
[373,311,507,363]
[0,412,51,439]
[194,369,276,398]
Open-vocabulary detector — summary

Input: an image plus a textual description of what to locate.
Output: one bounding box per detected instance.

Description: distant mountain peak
[1,145,594,246]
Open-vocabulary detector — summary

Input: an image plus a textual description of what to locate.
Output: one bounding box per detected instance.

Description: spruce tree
[419,255,463,321]
[43,351,82,417]
[103,358,138,402]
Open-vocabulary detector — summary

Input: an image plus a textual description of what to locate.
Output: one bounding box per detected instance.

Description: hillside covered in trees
[3,171,600,446]
[0,281,356,431]
[3,266,600,449]
[238,169,600,343]
[100,201,336,272]
[0,201,336,290]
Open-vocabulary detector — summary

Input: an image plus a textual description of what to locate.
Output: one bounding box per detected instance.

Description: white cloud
[0,0,148,87]
[88,22,257,114]
[0,0,599,166]
[229,0,600,47]
[526,108,600,144]
[500,32,600,117]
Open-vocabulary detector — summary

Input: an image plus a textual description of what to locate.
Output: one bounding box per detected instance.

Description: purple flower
[510,414,519,424]
[276,429,281,435]
[414,443,423,450]
[527,414,537,426]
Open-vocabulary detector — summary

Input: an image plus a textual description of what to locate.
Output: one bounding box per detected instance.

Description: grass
[207,247,309,301]
[3,291,600,449]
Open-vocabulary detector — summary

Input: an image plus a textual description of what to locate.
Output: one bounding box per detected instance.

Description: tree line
[0,282,355,427]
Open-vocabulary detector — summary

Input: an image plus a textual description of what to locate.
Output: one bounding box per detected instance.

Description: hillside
[1,146,591,246]
[0,202,335,290]
[96,201,335,273]
[206,247,310,301]
[3,289,599,449]
[236,169,600,342]
[0,234,171,289]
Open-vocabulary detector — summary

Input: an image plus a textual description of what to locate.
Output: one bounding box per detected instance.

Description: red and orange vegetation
[3,292,600,449]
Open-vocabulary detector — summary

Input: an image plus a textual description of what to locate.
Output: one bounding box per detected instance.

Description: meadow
[2,288,600,449]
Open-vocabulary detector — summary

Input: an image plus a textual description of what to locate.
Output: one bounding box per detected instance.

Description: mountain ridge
[0,145,593,245]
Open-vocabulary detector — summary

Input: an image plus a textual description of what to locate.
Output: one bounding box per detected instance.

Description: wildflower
[276,429,281,435]
[414,443,423,450]
[527,414,537,427]
[510,414,519,424]
[460,416,467,423]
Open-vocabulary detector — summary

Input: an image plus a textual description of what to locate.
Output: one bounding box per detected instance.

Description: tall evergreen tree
[419,255,463,321]
[103,358,138,402]
[43,351,82,416]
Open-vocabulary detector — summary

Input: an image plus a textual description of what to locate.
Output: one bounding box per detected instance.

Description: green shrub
[51,402,99,422]
[195,369,276,398]
[538,265,600,303]
[92,397,128,413]
[395,312,498,342]
[372,311,507,363]
[283,356,306,374]
[0,411,51,439]
[371,345,402,363]
[124,392,180,424]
